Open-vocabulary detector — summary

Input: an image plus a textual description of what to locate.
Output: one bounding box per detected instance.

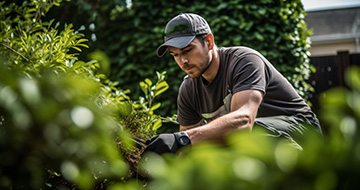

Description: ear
[205,33,215,50]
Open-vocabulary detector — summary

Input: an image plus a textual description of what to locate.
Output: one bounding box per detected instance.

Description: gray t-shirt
[176,46,313,126]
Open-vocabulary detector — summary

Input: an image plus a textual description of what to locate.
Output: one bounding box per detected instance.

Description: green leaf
[145,78,152,86]
[152,119,162,131]
[27,8,37,13]
[77,44,89,48]
[76,39,88,44]
[254,32,264,41]
[55,66,67,73]
[228,19,238,26]
[139,81,148,95]
[150,102,161,111]
[154,81,169,97]
[216,2,227,11]
[72,46,82,52]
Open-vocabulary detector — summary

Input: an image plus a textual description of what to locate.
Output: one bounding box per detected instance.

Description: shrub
[0,0,167,188]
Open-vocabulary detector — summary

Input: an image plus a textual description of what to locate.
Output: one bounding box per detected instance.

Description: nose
[179,55,188,65]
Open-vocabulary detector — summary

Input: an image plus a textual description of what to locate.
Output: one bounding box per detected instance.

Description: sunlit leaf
[139,81,148,95]
[150,102,161,111]
[154,81,169,96]
[77,44,89,48]
[71,46,82,52]
[152,119,162,130]
[76,39,88,44]
[145,78,152,86]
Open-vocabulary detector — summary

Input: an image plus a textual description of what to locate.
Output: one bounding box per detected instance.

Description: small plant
[137,71,169,130]
[115,71,170,181]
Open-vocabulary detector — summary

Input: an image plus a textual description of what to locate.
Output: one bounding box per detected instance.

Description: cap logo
[165,23,190,37]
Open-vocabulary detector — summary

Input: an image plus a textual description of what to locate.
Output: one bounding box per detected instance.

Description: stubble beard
[186,53,212,79]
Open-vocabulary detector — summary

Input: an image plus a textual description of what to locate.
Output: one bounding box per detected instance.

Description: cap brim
[156,35,196,57]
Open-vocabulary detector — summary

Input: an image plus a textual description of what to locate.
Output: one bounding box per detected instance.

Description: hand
[143,133,178,154]
[143,132,191,155]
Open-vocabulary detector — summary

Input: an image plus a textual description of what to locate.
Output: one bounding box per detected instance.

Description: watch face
[179,136,190,145]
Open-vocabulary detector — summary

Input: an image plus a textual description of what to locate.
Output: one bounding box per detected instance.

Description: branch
[160,116,179,124]
[0,43,29,62]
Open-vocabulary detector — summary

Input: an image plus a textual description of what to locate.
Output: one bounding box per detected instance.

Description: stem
[160,116,179,124]
[0,43,30,62]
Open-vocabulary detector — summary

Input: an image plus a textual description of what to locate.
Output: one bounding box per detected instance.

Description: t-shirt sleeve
[231,53,267,95]
[176,81,203,126]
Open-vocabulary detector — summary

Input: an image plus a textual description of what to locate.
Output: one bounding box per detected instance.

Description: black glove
[143,132,191,155]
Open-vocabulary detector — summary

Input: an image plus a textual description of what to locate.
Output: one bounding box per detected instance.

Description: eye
[182,48,192,54]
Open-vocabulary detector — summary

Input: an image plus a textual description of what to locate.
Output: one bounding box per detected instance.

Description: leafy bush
[0,0,168,189]
[0,68,129,189]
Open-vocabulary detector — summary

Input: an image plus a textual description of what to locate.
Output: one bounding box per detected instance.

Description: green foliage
[116,73,170,180]
[0,0,168,189]
[0,68,129,189]
[320,66,360,143]
[136,71,169,130]
[138,72,168,112]
[120,71,170,140]
[0,0,89,76]
[46,0,314,117]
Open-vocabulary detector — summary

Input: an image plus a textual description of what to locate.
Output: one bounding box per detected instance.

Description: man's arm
[179,119,203,131]
[142,89,263,155]
[182,89,263,144]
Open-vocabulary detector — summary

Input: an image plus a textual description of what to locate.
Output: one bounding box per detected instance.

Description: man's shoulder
[218,46,265,72]
[219,46,270,69]
[219,46,260,57]
[179,75,197,92]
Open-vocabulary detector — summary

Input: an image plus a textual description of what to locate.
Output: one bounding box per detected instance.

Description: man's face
[168,37,211,78]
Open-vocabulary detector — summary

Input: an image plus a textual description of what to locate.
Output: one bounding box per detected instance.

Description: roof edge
[311,33,360,44]
[305,4,360,12]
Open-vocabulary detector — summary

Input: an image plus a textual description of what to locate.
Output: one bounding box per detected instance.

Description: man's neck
[202,47,219,84]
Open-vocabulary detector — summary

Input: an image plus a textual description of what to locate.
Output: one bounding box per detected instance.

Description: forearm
[184,110,254,144]
[182,90,262,145]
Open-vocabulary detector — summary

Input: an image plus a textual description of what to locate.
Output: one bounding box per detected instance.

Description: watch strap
[174,131,191,146]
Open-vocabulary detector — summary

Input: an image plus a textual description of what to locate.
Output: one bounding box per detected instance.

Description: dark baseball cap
[156,13,211,57]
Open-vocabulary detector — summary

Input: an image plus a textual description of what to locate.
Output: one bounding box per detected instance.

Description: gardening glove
[143,132,191,155]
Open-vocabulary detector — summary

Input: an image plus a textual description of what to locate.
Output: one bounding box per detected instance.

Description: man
[143,13,321,154]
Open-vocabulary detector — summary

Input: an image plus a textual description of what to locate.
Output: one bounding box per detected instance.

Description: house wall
[309,41,358,56]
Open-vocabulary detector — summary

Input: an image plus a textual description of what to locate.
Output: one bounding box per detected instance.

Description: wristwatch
[174,131,191,146]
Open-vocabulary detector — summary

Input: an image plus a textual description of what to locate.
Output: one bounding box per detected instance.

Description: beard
[185,65,209,78]
[183,53,212,78]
